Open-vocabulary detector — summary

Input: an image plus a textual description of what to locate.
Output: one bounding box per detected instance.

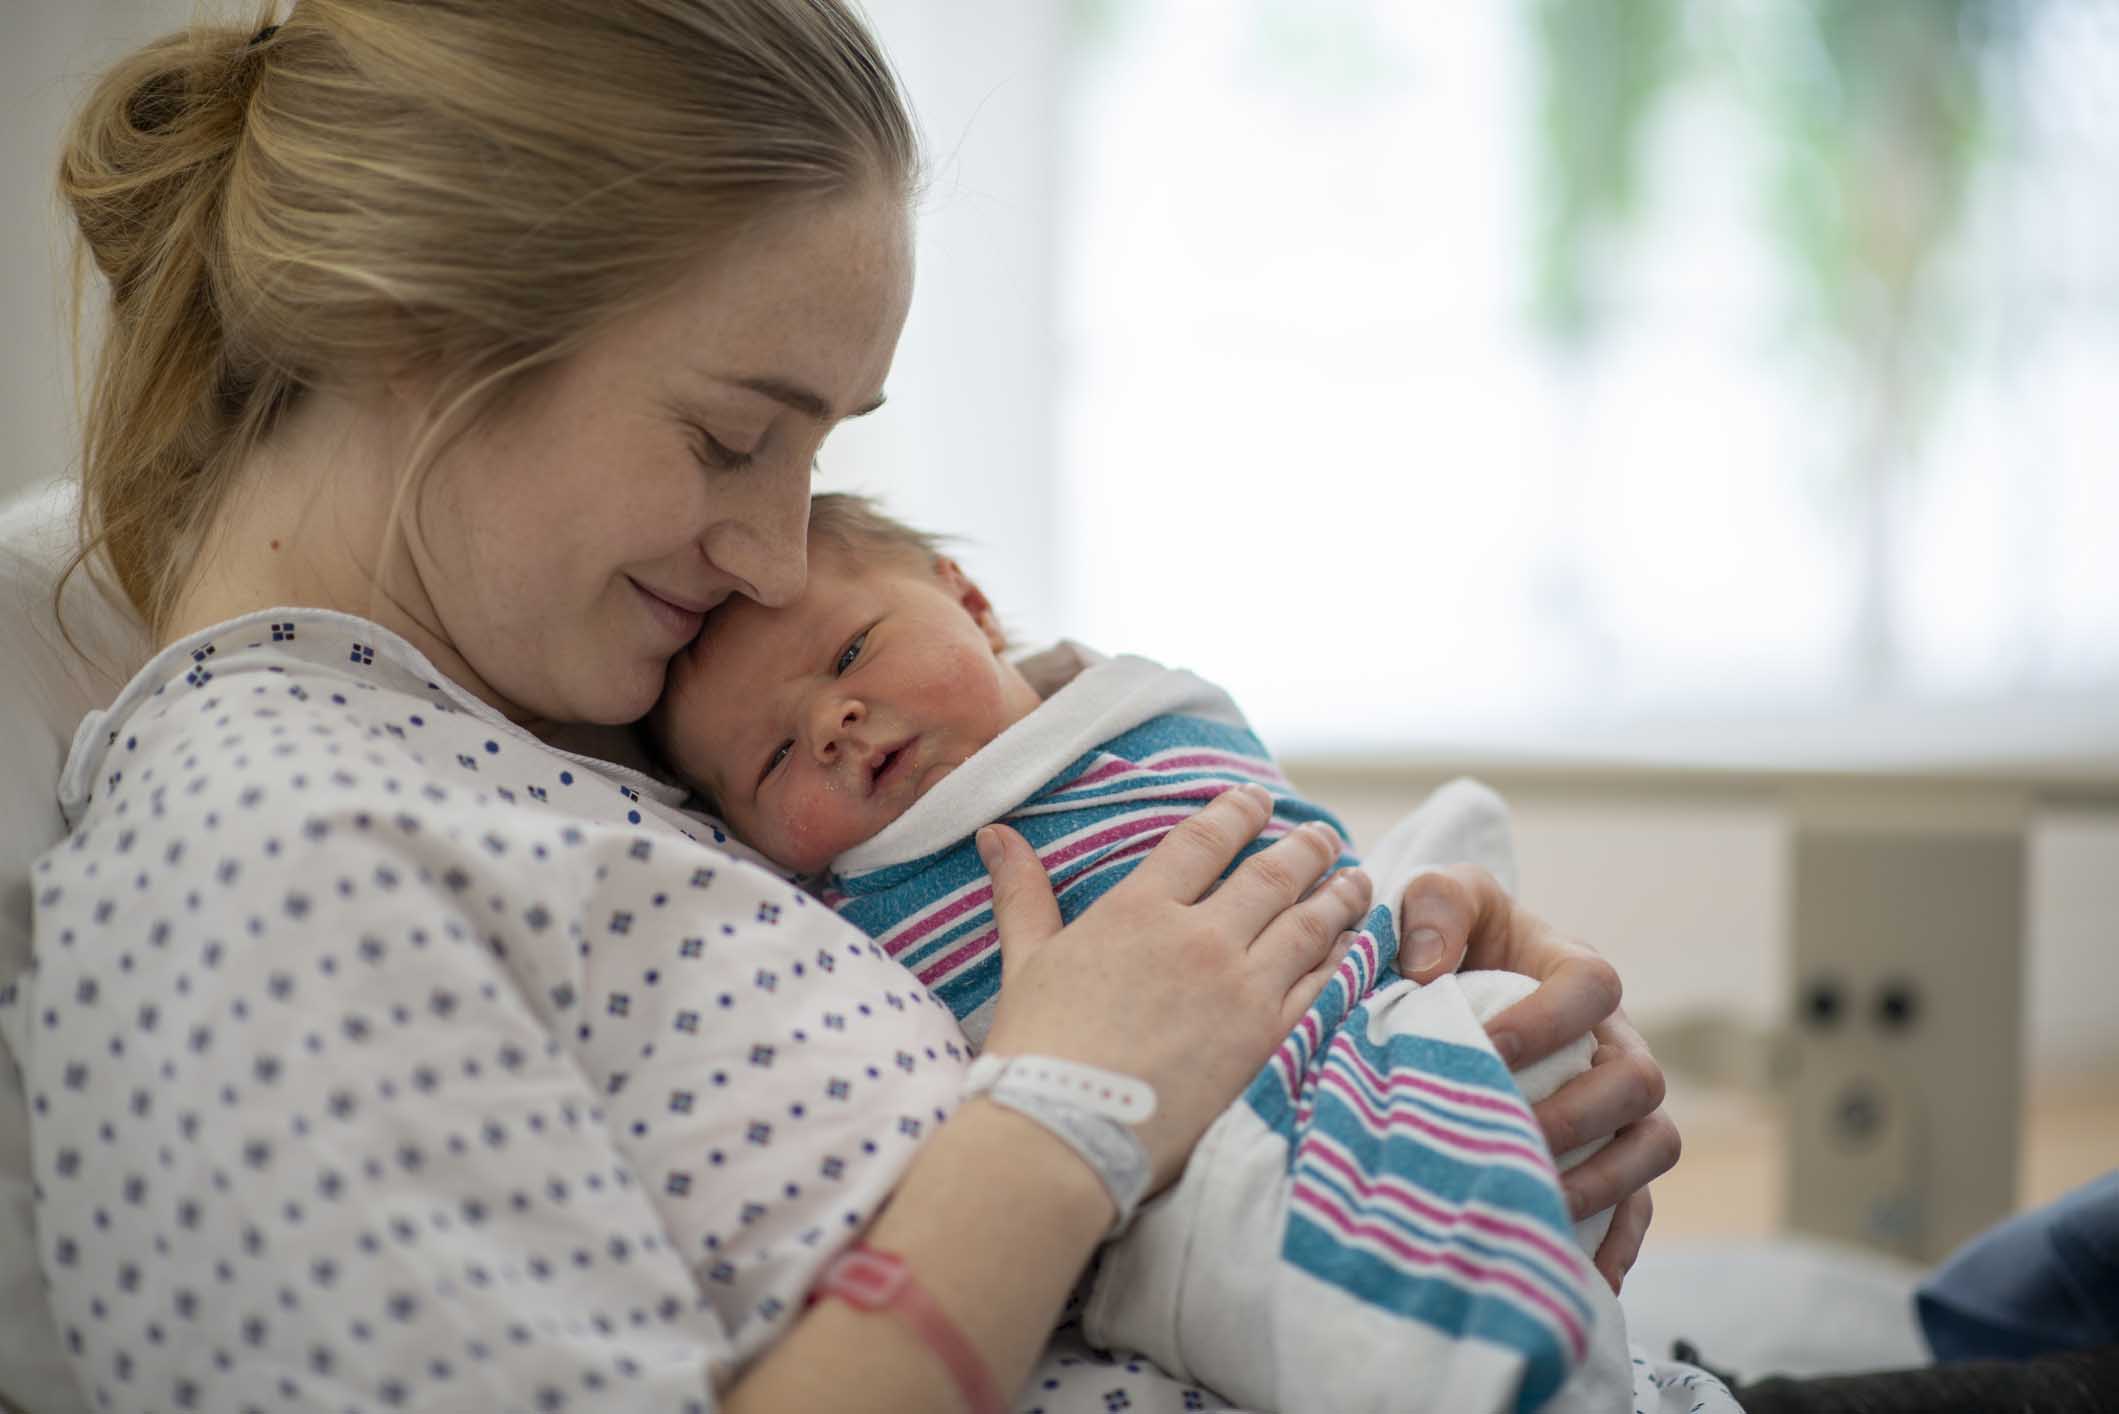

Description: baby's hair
[806,491,950,568]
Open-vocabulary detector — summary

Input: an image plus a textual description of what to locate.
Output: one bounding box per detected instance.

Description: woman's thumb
[1396,866,1479,984]
[978,824,1063,979]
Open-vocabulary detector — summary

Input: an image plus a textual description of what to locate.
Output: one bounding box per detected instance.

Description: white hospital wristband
[963,1054,1155,1236]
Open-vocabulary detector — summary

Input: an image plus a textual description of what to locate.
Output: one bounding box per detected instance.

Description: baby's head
[652,494,1044,875]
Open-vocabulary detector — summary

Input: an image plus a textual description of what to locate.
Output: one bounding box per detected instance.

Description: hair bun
[61,28,259,301]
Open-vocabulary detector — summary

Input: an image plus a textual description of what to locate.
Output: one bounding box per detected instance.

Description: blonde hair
[60,0,917,639]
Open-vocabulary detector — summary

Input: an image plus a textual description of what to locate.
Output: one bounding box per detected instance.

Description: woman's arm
[724,1101,1113,1412]
[727,787,1373,1410]
[1397,864,1682,1291]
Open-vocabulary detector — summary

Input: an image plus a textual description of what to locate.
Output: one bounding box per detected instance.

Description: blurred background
[4,0,2116,1372]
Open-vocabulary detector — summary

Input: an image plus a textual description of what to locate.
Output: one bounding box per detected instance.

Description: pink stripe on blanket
[884,811,1183,957]
[1337,1046,1550,1131]
[1037,812,1193,873]
[1141,750,1291,783]
[1290,1176,1589,1359]
[1316,1069,1554,1171]
[1305,1139,1591,1286]
[1054,756,1137,790]
[913,829,1172,987]
[905,809,1276,986]
[878,881,995,958]
[1040,780,1238,814]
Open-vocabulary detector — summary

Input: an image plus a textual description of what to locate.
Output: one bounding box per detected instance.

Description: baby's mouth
[867,740,915,795]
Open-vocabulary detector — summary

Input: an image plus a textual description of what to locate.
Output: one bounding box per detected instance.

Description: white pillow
[0,480,148,1414]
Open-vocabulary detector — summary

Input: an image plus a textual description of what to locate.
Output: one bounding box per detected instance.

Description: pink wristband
[811,1242,1004,1414]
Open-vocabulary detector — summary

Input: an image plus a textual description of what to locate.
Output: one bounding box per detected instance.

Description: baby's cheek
[922,646,1018,733]
[773,786,865,875]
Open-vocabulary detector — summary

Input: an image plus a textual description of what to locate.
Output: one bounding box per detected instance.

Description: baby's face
[656,545,1043,874]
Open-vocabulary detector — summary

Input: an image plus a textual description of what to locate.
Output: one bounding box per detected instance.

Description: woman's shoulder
[61,607,687,831]
[30,605,841,972]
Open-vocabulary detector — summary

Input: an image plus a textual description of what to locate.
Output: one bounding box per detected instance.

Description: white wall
[820,0,1067,643]
[2,1,191,502]
[1,0,1069,642]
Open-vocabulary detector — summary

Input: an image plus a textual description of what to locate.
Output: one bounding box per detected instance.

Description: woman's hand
[1397,864,1681,1293]
[977,783,1373,1193]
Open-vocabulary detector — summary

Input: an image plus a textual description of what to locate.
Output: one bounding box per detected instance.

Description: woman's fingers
[1206,816,1352,935]
[1280,929,1361,1030]
[1591,1187,1655,1294]
[1479,948,1623,1068]
[1554,1102,1681,1227]
[1530,1033,1668,1161]
[1393,866,1491,982]
[979,824,1064,986]
[1125,783,1276,902]
[1241,863,1371,994]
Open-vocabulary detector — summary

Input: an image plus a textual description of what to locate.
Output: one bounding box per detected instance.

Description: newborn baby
[648,495,1722,1414]
[652,499,1037,877]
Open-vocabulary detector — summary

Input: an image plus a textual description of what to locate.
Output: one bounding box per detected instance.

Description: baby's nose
[809,696,866,761]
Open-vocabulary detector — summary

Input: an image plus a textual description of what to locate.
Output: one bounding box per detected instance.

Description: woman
[12,3,1676,1410]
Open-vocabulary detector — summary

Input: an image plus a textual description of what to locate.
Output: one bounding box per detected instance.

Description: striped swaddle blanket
[822,647,1617,1413]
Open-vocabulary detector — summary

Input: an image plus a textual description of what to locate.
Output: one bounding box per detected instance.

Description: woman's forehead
[632,190,913,384]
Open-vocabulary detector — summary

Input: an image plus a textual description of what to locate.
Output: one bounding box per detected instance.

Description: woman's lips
[630,577,705,643]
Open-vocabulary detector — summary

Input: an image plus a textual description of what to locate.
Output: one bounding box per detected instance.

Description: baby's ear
[932,556,1007,653]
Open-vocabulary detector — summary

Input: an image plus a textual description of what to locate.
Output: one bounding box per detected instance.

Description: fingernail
[1307,821,1341,852]
[1490,1029,1520,1066]
[1239,783,1272,808]
[1407,925,1445,973]
[974,826,1000,872]
[1335,867,1370,897]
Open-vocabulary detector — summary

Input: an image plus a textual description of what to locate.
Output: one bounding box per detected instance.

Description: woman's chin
[560,658,666,729]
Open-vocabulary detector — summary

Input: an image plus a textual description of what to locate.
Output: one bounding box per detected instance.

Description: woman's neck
[162,388,545,733]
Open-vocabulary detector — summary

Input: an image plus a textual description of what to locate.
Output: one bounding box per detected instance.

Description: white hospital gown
[2,607,1734,1414]
[1,608,999,1412]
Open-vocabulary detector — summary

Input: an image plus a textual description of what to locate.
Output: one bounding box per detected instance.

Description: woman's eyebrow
[729,375,886,422]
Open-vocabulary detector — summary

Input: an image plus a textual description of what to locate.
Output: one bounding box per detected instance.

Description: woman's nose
[702,481,810,608]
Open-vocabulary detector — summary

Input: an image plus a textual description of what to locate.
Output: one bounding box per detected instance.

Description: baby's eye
[834,630,869,676]
[761,740,792,784]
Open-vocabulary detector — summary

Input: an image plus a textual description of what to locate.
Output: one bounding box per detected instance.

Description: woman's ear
[931,556,1007,652]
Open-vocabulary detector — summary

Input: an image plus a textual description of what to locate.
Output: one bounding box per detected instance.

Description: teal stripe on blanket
[1283,1211,1575,1413]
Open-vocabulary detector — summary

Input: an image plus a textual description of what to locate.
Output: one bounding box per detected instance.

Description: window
[1041,0,2119,763]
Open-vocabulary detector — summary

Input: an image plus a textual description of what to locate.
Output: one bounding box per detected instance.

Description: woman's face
[411,187,914,729]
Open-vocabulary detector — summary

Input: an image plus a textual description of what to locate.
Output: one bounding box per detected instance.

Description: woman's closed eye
[693,425,757,472]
